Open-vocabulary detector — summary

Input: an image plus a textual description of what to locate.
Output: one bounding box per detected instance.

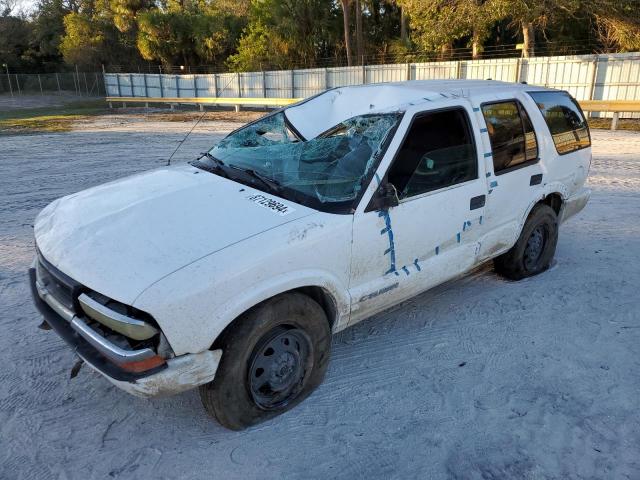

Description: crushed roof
[285,79,552,139]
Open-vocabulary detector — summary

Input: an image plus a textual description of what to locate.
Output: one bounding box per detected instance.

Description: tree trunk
[341,0,353,66]
[522,22,535,58]
[472,29,481,60]
[400,7,408,44]
[440,42,453,60]
[355,0,364,65]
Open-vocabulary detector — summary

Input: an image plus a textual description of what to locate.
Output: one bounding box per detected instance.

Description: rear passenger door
[473,96,542,260]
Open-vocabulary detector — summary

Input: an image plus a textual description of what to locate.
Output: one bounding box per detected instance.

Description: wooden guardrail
[106,96,302,112]
[107,96,640,130]
[579,100,640,130]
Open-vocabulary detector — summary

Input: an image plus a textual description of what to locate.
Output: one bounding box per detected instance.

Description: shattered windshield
[202,112,401,209]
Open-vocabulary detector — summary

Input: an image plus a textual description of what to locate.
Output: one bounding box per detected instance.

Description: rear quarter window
[528,91,591,155]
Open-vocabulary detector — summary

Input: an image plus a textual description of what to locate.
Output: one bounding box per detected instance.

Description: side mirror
[383,183,400,208]
[374,182,399,210]
[365,181,400,212]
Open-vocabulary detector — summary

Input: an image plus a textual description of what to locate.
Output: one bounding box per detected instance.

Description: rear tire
[494,203,558,280]
[199,292,331,430]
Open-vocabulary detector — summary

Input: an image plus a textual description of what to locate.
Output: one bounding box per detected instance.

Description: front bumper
[559,187,591,224]
[29,267,221,397]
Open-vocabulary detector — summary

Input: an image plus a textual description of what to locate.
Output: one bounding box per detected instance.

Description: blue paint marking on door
[378,210,397,275]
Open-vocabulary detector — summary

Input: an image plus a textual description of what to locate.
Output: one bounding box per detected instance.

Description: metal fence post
[84,73,89,96]
[116,74,122,97]
[129,73,134,97]
[193,75,198,98]
[100,64,106,96]
[38,74,43,95]
[456,61,462,79]
[261,71,266,98]
[175,75,180,97]
[362,64,366,84]
[143,73,148,97]
[55,73,61,94]
[611,112,619,130]
[545,57,551,87]
[589,54,599,101]
[324,67,329,90]
[75,65,81,96]
[290,70,295,98]
[3,64,12,97]
[237,72,242,97]
[159,74,164,98]
[514,58,521,82]
[15,74,21,95]
[213,73,218,98]
[406,63,411,81]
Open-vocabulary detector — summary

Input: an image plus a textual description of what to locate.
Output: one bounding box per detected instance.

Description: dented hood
[34,164,315,305]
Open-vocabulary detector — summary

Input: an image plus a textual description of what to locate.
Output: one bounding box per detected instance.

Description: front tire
[494,203,559,280]
[199,292,331,430]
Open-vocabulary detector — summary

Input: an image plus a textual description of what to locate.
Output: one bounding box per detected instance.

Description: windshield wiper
[192,152,230,178]
[229,165,284,194]
[200,151,225,167]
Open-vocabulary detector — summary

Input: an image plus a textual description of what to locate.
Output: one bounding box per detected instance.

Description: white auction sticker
[246,194,295,216]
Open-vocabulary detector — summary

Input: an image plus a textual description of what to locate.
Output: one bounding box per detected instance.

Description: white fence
[105,53,640,117]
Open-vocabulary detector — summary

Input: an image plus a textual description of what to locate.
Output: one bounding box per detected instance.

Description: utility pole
[2,64,13,97]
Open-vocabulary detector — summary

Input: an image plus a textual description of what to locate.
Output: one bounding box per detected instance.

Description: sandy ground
[1,116,639,479]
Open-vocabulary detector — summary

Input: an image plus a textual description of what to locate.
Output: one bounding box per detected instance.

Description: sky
[9,0,36,15]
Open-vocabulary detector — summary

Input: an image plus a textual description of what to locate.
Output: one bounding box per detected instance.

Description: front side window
[199,112,401,210]
[481,100,538,174]
[528,91,590,155]
[387,108,477,199]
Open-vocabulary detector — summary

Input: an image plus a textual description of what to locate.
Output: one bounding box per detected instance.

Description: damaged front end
[29,250,221,397]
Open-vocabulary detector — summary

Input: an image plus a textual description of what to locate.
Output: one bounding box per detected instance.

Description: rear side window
[528,91,591,155]
[481,101,538,174]
[387,108,477,199]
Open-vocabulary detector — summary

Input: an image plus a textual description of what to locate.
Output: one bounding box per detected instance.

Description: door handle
[470,195,485,210]
[530,174,543,186]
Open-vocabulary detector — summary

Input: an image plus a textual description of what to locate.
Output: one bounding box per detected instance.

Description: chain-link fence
[0,72,105,97]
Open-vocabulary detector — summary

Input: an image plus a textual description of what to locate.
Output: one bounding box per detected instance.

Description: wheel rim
[523,224,546,270]
[248,327,311,410]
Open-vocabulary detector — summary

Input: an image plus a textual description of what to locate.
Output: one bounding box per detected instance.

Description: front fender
[134,215,353,355]
[136,266,350,356]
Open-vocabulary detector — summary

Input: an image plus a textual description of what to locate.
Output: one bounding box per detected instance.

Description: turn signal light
[119,355,166,373]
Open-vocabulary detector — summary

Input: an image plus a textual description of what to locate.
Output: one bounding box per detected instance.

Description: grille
[36,252,77,311]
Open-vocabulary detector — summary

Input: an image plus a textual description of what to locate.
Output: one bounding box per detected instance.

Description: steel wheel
[523,224,547,271]
[248,326,312,410]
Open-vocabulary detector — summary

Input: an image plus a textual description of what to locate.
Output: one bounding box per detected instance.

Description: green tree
[227,0,341,71]
[503,0,580,58]
[110,0,152,33]
[0,15,32,70]
[30,0,69,70]
[60,0,141,69]
[399,0,507,59]
[137,10,231,66]
[587,0,640,52]
[135,0,247,68]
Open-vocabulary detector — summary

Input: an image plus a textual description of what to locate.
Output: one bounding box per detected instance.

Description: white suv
[30,80,591,429]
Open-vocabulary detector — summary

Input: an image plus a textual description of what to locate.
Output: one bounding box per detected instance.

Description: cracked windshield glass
[205,112,400,204]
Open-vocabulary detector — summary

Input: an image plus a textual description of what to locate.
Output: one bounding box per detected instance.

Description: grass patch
[588,118,640,132]
[140,110,263,123]
[0,99,109,135]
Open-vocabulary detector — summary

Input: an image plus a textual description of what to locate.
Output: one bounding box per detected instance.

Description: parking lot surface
[1,117,639,479]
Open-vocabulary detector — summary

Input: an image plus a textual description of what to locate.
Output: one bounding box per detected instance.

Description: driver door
[349,104,488,324]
